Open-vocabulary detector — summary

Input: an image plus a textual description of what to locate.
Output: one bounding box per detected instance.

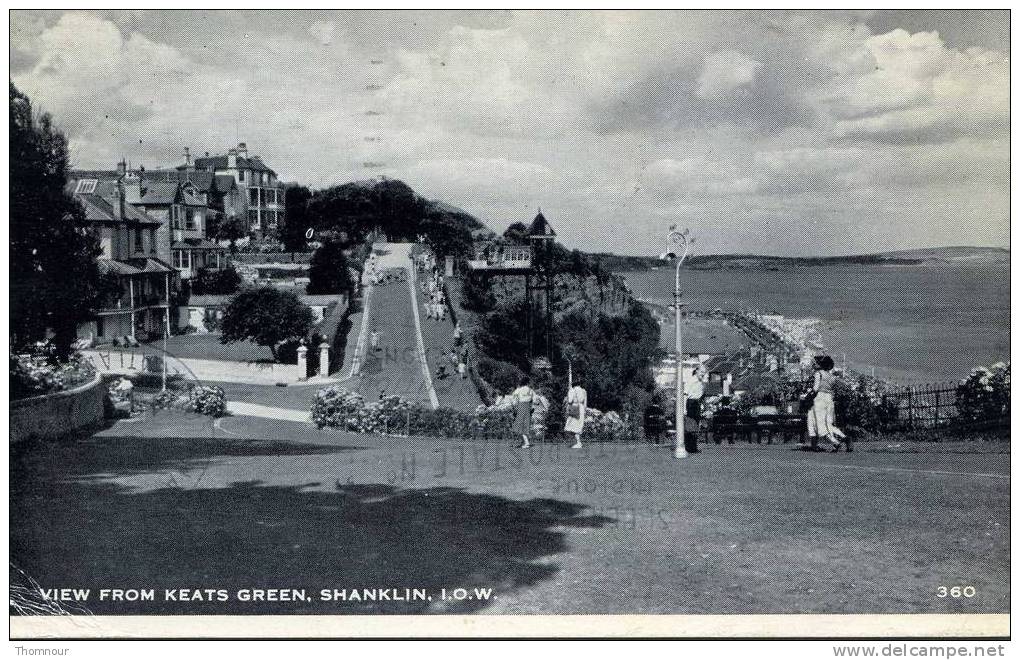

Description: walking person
[510,376,536,449]
[684,366,707,454]
[805,355,849,452]
[370,330,380,353]
[564,378,588,449]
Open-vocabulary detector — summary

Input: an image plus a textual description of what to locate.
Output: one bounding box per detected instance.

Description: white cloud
[9,10,1010,254]
[309,20,335,45]
[696,50,761,99]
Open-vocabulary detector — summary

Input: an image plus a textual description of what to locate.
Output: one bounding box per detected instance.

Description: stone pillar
[723,373,733,397]
[297,343,308,381]
[319,342,330,377]
[445,255,455,277]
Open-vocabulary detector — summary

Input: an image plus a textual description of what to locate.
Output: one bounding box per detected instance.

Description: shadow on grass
[12,435,367,481]
[12,439,610,614]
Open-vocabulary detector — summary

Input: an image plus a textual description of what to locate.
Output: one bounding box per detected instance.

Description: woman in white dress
[564,379,588,449]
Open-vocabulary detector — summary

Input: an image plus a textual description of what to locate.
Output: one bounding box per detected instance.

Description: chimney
[237,142,247,158]
[117,159,127,176]
[183,146,193,170]
[123,168,142,204]
[227,148,237,169]
[113,178,125,220]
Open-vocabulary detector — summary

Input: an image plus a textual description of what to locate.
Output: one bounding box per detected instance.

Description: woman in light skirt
[564,378,588,449]
[807,355,849,452]
[510,375,536,449]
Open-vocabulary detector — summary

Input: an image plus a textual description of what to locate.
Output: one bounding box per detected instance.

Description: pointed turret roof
[528,209,556,239]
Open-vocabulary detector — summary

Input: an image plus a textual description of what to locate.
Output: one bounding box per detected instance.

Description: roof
[187,294,231,307]
[214,174,237,191]
[134,179,206,207]
[66,175,161,226]
[125,258,175,274]
[98,259,142,276]
[193,154,276,175]
[299,295,343,307]
[145,169,213,191]
[137,180,179,205]
[528,211,556,238]
[173,238,225,250]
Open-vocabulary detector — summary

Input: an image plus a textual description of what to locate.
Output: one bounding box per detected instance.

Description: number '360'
[937,586,976,598]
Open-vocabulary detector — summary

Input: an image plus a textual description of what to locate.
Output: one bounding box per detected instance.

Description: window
[238,170,245,183]
[75,179,97,194]
[248,209,260,229]
[134,227,144,253]
[248,187,259,206]
[148,228,157,254]
[171,204,184,230]
[185,210,197,231]
[96,316,105,338]
[266,210,277,227]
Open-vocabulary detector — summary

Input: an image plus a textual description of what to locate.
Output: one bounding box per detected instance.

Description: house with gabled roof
[189,142,286,237]
[67,165,178,344]
[124,167,228,280]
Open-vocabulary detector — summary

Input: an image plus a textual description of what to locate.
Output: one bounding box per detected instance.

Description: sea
[622,262,1010,384]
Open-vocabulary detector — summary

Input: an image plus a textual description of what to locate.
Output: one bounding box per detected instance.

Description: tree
[220,287,314,361]
[502,222,529,244]
[281,184,312,251]
[10,83,112,357]
[191,265,241,295]
[307,240,354,295]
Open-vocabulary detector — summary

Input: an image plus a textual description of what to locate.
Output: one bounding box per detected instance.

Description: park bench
[709,408,806,445]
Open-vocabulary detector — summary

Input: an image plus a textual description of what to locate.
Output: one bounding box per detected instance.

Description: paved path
[225,401,312,424]
[349,243,438,407]
[416,273,482,411]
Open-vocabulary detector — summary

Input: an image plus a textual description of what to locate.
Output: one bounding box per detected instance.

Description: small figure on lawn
[564,376,588,449]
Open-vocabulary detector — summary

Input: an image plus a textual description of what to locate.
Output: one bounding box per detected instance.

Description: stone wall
[10,374,106,443]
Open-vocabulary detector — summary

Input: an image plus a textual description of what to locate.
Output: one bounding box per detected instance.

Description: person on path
[531,389,551,443]
[683,366,707,454]
[370,330,380,353]
[805,354,849,452]
[564,378,588,449]
[511,376,536,449]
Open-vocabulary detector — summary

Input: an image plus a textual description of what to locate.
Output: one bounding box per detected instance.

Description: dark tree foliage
[305,178,477,257]
[502,221,529,244]
[306,240,354,295]
[206,211,246,243]
[191,266,241,295]
[281,183,312,251]
[10,83,113,357]
[460,272,496,312]
[474,298,533,372]
[554,302,662,411]
[219,287,314,361]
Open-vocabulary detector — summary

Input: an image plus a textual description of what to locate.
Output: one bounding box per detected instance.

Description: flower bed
[148,383,227,418]
[311,385,632,441]
[10,351,97,401]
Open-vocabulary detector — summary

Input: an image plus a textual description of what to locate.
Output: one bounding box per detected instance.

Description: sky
[10,9,1010,256]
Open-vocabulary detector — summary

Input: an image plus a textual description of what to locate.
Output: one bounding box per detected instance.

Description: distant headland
[591,246,1009,272]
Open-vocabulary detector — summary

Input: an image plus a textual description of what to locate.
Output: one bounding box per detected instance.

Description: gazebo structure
[467,210,557,365]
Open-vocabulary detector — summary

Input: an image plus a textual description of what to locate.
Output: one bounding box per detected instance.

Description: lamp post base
[674,445,688,459]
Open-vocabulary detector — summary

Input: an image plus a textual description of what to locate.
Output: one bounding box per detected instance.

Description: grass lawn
[104,333,274,363]
[10,411,1009,616]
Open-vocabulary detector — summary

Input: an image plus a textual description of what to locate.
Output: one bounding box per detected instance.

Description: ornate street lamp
[661,226,692,459]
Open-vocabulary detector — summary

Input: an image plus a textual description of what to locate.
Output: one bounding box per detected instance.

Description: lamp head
[659,251,677,262]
